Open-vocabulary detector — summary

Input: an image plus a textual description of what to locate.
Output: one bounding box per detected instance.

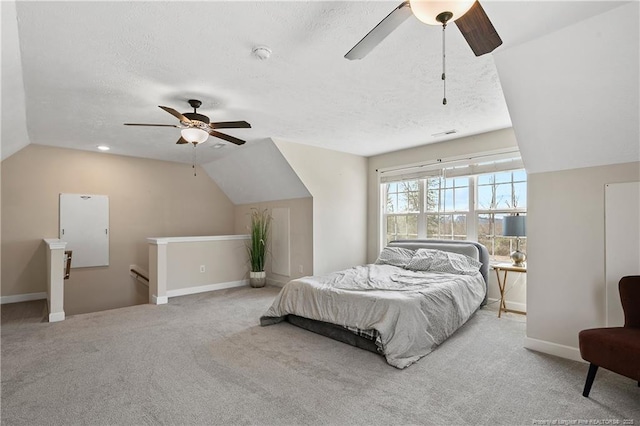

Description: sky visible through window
[383,168,527,260]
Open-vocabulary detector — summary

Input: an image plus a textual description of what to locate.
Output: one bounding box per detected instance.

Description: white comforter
[260,264,486,369]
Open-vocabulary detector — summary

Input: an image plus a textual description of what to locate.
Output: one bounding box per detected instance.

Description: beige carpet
[1,286,638,425]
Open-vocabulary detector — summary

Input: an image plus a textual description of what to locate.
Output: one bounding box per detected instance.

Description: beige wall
[526,161,640,354]
[235,197,313,286]
[165,238,249,292]
[273,140,368,275]
[1,144,235,315]
[1,160,2,296]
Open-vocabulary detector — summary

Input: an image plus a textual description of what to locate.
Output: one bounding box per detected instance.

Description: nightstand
[491,263,526,318]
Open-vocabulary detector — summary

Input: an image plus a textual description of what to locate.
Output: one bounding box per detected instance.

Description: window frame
[378,151,526,261]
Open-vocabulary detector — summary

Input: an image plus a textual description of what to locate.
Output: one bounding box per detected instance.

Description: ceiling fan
[345,0,501,60]
[124,99,251,146]
[345,1,502,105]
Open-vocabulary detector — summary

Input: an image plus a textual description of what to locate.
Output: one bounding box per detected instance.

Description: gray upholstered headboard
[388,239,490,304]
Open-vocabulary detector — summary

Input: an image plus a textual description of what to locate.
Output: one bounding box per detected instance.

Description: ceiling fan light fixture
[409,0,475,25]
[125,100,249,146]
[181,128,209,144]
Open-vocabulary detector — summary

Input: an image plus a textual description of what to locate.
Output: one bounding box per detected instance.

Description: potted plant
[247,208,271,288]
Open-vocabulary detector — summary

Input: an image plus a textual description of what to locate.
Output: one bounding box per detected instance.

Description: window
[476,170,527,262]
[425,177,469,240]
[380,154,527,262]
[385,181,420,241]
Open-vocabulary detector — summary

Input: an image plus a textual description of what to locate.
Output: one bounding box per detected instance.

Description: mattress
[261,263,486,368]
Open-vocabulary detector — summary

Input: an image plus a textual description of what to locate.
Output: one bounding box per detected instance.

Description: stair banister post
[43,238,67,322]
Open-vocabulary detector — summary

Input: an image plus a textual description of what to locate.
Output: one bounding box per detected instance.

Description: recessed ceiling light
[252,46,272,60]
[212,143,225,149]
[97,145,110,151]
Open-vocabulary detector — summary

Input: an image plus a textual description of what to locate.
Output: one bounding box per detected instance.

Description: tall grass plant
[247,208,271,272]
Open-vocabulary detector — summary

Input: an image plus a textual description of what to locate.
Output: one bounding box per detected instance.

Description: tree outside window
[382,165,526,260]
[384,181,420,243]
[425,177,469,240]
[476,170,527,262]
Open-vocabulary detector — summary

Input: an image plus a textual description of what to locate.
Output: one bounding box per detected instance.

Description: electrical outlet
[200,265,205,273]
[298,265,303,274]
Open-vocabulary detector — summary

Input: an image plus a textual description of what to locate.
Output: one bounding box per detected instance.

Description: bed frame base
[286,315,381,355]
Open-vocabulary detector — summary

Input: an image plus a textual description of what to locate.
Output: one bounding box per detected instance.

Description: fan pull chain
[442,23,447,106]
[192,143,197,177]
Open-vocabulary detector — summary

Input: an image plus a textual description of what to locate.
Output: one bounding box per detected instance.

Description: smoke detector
[252,46,272,60]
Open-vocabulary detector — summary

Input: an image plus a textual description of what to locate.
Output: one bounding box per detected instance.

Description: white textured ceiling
[2,1,629,164]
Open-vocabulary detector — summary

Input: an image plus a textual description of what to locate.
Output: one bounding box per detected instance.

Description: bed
[260,239,490,369]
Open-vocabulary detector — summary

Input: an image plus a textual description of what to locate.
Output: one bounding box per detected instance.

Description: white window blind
[379,150,523,183]
[380,168,441,183]
[444,158,524,178]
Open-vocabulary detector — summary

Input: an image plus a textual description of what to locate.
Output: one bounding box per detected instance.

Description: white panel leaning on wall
[59,193,109,268]
[271,207,291,277]
[604,181,640,327]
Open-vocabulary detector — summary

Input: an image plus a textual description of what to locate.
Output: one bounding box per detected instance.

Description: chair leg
[582,363,599,397]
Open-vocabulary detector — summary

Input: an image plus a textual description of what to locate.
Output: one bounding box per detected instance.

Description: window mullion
[468,175,477,241]
[417,179,427,238]
[380,183,387,248]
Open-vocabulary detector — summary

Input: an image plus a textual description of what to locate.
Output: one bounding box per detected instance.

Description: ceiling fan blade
[344,1,412,60]
[209,121,252,129]
[176,137,189,144]
[158,106,192,123]
[454,1,502,57]
[124,123,180,127]
[208,130,246,146]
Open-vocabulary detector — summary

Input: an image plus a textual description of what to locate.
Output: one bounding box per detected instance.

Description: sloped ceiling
[201,138,311,205]
[1,1,29,159]
[2,1,630,166]
[494,2,639,174]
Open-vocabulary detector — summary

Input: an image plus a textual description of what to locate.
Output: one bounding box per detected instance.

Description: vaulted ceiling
[2,1,631,166]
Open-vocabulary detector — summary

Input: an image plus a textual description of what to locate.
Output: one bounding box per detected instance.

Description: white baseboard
[0,292,47,305]
[48,311,65,322]
[524,337,585,363]
[486,297,527,313]
[151,294,168,305]
[165,280,248,299]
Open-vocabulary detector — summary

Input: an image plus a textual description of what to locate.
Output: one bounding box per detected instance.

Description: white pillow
[405,249,440,271]
[375,247,415,268]
[428,250,482,275]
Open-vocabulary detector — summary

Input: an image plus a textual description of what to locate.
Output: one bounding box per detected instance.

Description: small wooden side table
[491,263,527,318]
